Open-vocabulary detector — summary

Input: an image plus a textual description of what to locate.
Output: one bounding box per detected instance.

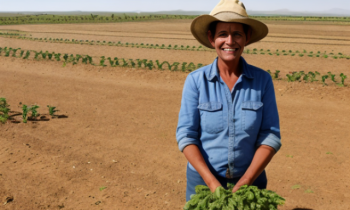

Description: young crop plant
[0,98,10,124]
[129,59,136,68]
[322,75,329,86]
[184,184,285,210]
[156,60,170,70]
[181,62,188,72]
[328,72,336,83]
[47,105,58,117]
[29,105,40,120]
[274,70,280,79]
[98,56,107,66]
[22,50,31,60]
[22,104,29,123]
[136,59,148,68]
[11,48,21,57]
[338,73,347,87]
[34,50,43,59]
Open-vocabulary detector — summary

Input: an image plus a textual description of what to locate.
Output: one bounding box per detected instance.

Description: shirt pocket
[197,102,224,134]
[241,101,263,131]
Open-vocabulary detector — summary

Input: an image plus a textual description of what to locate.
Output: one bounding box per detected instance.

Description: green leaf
[195,185,210,194]
[99,186,107,191]
[247,191,254,201]
[214,186,225,199]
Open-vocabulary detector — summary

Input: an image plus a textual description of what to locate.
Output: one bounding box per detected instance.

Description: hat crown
[210,0,248,17]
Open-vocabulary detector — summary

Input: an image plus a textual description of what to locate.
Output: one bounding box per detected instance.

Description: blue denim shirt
[176,57,281,178]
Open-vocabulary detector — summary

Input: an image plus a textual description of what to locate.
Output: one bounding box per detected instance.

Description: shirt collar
[205,57,254,81]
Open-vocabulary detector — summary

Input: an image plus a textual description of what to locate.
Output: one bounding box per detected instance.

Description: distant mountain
[247,8,350,16]
[323,8,350,15]
[1,8,350,17]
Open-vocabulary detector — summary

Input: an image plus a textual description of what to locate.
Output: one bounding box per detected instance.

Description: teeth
[223,49,236,51]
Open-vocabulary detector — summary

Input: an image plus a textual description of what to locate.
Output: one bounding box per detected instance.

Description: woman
[176,0,282,201]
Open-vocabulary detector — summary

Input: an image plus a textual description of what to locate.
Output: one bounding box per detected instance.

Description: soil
[1,20,350,210]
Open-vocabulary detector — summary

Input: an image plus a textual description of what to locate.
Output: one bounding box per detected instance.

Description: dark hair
[208,21,250,39]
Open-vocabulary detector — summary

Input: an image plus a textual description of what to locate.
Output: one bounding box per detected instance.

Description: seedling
[322,75,329,86]
[99,186,107,191]
[274,70,280,79]
[47,105,58,117]
[0,98,10,124]
[291,185,301,190]
[304,189,314,193]
[29,105,40,119]
[22,104,29,123]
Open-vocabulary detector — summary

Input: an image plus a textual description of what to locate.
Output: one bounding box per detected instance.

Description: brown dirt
[1,20,350,210]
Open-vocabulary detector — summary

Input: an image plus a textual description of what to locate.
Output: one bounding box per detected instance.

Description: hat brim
[191,12,268,49]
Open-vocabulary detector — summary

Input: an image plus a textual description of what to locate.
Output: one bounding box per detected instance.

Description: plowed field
[1,19,350,210]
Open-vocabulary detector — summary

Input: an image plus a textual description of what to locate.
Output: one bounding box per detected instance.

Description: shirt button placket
[224,85,235,179]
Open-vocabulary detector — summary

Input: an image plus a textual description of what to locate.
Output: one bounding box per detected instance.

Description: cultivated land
[0,19,350,210]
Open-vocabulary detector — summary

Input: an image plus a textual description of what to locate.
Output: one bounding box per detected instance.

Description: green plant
[99,186,107,191]
[274,70,280,79]
[99,56,107,66]
[287,72,304,82]
[23,50,31,59]
[47,105,58,117]
[184,184,285,210]
[328,72,336,83]
[338,73,347,87]
[29,105,40,119]
[322,75,329,86]
[22,104,29,123]
[0,98,10,124]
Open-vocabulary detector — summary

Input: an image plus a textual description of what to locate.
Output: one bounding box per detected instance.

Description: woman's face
[208,22,250,64]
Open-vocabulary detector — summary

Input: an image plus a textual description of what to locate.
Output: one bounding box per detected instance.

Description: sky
[0,0,350,12]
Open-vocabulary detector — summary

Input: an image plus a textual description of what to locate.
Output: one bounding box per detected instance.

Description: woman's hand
[183,145,222,192]
[232,177,252,193]
[208,178,222,192]
[232,145,275,193]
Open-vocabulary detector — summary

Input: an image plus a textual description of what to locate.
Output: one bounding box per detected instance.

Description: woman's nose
[225,35,235,45]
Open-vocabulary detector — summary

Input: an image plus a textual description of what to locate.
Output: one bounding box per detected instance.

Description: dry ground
[1,20,350,210]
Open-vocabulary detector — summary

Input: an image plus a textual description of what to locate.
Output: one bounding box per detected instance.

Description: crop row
[0,46,347,87]
[1,14,350,26]
[251,16,350,22]
[1,34,349,60]
[0,14,197,25]
[0,97,58,124]
[267,70,347,87]
[0,47,204,72]
[244,48,350,59]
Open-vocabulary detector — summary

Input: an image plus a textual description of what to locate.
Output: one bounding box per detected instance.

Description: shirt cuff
[178,137,200,152]
[256,133,282,152]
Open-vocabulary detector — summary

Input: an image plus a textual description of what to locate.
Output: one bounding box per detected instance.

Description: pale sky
[0,0,349,12]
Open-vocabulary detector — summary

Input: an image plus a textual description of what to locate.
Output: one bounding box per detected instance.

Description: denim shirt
[176,57,281,178]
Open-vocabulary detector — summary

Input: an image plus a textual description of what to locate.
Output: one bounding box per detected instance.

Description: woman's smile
[208,22,248,64]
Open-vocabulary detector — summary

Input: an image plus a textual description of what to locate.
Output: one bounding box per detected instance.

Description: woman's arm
[177,75,220,192]
[183,145,222,192]
[232,145,275,192]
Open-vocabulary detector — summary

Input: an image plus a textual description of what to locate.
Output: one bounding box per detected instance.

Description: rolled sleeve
[256,76,282,152]
[176,74,200,152]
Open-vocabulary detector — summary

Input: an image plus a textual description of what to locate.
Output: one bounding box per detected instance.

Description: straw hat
[191,0,268,48]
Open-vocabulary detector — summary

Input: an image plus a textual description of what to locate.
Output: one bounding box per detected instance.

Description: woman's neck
[217,57,242,78]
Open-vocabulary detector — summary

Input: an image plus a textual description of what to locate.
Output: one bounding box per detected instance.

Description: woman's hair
[208,21,250,39]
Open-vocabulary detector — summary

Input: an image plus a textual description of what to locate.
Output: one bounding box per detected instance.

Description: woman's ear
[207,30,216,48]
[245,27,252,46]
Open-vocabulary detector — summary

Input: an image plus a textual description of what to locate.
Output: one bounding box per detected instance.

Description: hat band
[213,12,248,21]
